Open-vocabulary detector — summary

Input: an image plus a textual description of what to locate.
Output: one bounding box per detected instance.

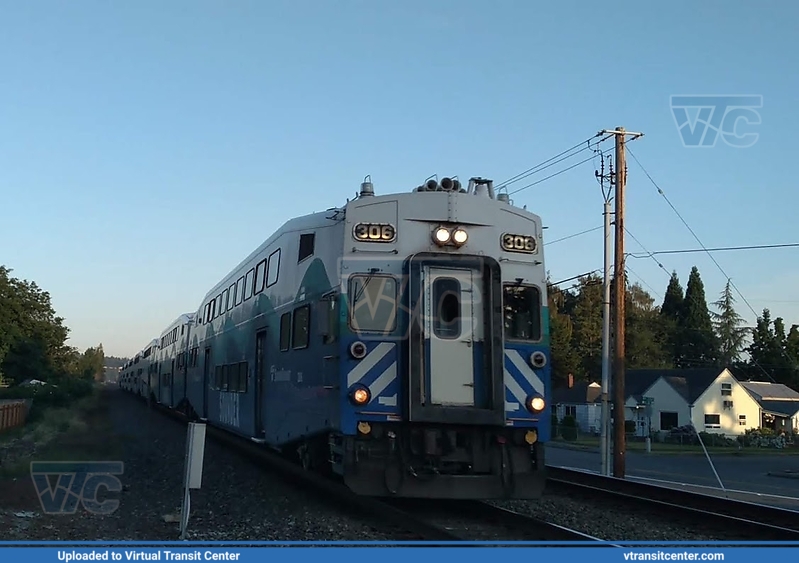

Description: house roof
[626,368,724,404]
[740,381,799,402]
[553,381,602,404]
[759,400,799,417]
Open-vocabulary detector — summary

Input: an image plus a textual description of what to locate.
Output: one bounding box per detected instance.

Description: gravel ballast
[0,388,395,541]
[1,388,738,542]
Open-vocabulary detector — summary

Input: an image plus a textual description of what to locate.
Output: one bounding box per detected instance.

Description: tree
[547,285,581,388]
[677,266,719,368]
[0,266,72,384]
[625,282,671,369]
[711,280,748,366]
[570,274,604,381]
[659,271,684,367]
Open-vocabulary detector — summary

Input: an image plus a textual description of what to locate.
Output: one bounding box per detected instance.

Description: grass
[552,436,799,456]
[0,390,122,478]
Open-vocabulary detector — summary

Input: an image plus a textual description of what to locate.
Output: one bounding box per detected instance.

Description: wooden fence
[0,401,28,432]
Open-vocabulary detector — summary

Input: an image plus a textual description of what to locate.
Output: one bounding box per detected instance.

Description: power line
[627,242,799,258]
[550,269,602,286]
[626,147,761,317]
[496,134,602,189]
[545,225,603,246]
[626,147,791,380]
[508,154,597,196]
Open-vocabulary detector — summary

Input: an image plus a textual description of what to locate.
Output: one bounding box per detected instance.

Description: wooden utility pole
[600,127,643,479]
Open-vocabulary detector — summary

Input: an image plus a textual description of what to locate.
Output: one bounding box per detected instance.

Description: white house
[623,368,761,437]
[740,381,799,433]
[687,369,761,435]
[554,368,799,439]
[552,375,603,435]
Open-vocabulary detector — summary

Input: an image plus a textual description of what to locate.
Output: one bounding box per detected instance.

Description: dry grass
[0,391,120,478]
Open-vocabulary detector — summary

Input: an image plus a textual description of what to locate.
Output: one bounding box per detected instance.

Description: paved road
[546,443,799,511]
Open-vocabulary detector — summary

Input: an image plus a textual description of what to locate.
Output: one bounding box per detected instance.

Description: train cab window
[503,284,542,341]
[348,274,397,333]
[292,305,310,349]
[298,233,315,263]
[254,259,267,294]
[279,312,291,351]
[433,278,461,339]
[267,249,281,287]
[235,277,245,306]
[244,268,255,301]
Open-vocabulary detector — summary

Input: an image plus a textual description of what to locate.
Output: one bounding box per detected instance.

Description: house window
[738,414,746,426]
[721,383,732,396]
[704,414,721,428]
[298,233,315,262]
[660,412,678,431]
[564,405,577,418]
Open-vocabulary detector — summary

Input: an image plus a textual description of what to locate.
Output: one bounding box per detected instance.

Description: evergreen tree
[570,274,604,380]
[659,271,684,367]
[678,266,719,367]
[547,286,581,387]
[625,282,671,368]
[710,280,748,366]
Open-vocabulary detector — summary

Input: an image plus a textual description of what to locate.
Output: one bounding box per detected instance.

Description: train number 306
[353,222,397,243]
[501,233,537,253]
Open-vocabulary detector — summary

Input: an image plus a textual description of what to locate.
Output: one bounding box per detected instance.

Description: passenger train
[119,176,551,499]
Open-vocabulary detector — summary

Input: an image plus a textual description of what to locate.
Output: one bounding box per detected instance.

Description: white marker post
[180,422,207,540]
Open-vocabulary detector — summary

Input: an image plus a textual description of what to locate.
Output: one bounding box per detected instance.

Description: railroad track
[546,465,799,541]
[386,498,611,543]
[140,394,600,542]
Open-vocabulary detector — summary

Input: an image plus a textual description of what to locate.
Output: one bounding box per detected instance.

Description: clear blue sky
[1,1,797,358]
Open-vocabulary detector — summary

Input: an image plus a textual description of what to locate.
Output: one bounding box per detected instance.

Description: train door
[203,347,211,419]
[422,266,482,406]
[254,330,267,437]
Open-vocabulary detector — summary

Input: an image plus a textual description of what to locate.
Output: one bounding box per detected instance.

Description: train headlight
[452,228,468,245]
[433,227,451,245]
[526,395,545,413]
[349,385,371,406]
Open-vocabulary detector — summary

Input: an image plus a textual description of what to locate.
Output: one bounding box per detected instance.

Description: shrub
[560,415,578,441]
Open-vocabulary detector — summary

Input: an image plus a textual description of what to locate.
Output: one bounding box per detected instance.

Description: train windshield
[503,284,542,341]
[348,274,398,333]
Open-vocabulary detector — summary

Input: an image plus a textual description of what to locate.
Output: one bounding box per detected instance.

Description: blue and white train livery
[124,175,551,500]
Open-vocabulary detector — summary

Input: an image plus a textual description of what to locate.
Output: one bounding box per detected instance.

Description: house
[740,381,799,433]
[552,375,603,434]
[625,368,783,437]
